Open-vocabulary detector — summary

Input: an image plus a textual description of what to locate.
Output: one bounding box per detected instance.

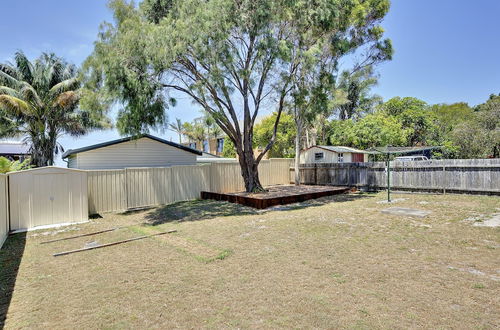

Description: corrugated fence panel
[210,162,245,193]
[268,158,294,185]
[126,167,172,208]
[0,175,8,248]
[172,165,211,202]
[87,170,126,214]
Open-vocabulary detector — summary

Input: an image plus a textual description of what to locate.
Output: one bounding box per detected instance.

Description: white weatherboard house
[300,145,371,164]
[62,134,202,170]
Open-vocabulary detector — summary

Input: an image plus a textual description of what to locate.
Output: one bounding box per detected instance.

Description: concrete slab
[473,213,500,228]
[381,207,431,218]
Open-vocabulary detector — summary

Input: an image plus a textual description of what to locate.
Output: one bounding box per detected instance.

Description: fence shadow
[0,232,26,329]
[145,192,375,225]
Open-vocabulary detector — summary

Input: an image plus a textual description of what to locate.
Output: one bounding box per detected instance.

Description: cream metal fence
[0,174,8,248]
[87,159,294,214]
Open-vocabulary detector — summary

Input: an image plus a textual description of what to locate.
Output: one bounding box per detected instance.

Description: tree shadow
[0,232,26,329]
[145,199,259,225]
[145,192,375,225]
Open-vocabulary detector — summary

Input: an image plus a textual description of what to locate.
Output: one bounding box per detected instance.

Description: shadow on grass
[0,232,26,329]
[145,199,258,225]
[145,192,375,225]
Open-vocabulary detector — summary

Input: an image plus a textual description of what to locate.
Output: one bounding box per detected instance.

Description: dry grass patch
[1,192,499,329]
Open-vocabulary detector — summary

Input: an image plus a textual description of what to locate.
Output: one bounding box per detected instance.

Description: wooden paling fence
[295,159,500,194]
[87,159,294,214]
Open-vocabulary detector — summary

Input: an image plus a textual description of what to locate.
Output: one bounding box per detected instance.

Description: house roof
[62,134,202,158]
[0,141,30,155]
[305,145,375,154]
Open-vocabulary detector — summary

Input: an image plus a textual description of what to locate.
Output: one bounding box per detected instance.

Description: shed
[8,167,88,231]
[62,134,202,170]
[300,146,372,164]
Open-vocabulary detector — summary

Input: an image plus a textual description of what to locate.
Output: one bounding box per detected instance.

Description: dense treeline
[252,94,500,159]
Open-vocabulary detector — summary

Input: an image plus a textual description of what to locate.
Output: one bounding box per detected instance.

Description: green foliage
[378,97,438,146]
[254,112,296,158]
[326,94,499,159]
[430,102,474,133]
[0,157,32,174]
[221,138,236,158]
[378,96,427,117]
[0,51,110,166]
[330,112,406,149]
[448,94,500,158]
[336,66,382,120]
[139,0,174,24]
[182,121,205,145]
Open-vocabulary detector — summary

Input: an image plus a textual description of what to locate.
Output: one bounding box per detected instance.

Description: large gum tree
[84,0,392,192]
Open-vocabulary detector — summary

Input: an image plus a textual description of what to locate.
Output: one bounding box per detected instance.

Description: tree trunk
[294,115,303,186]
[237,143,264,192]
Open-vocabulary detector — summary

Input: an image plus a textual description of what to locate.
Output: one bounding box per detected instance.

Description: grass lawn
[1,191,499,329]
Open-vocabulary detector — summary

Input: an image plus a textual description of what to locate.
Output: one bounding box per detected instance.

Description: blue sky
[1,0,499,165]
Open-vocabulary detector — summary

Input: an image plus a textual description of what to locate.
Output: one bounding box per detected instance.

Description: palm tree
[168,118,184,143]
[0,51,109,166]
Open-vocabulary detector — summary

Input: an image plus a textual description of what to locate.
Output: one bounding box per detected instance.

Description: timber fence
[293,158,500,195]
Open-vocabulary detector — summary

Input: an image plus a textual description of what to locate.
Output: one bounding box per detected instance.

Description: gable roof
[62,134,202,158]
[0,141,30,155]
[304,145,374,154]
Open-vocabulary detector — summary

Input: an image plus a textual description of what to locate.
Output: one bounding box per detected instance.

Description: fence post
[124,168,130,210]
[442,163,446,194]
[314,163,317,185]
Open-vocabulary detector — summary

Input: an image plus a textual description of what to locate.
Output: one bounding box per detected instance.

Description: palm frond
[0,66,21,89]
[0,95,32,116]
[0,62,19,77]
[49,77,80,96]
[14,51,34,83]
[0,86,20,98]
[20,82,43,108]
[53,91,80,109]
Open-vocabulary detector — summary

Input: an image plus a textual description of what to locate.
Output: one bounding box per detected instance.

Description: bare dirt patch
[1,192,499,329]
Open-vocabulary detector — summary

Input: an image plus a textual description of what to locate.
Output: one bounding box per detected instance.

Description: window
[338,153,344,163]
[314,152,324,161]
[216,138,224,153]
[189,142,197,149]
[203,140,209,152]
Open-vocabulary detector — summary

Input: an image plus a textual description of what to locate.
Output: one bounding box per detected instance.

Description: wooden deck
[200,185,351,209]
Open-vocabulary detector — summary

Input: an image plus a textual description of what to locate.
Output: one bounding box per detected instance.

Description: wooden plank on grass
[53,230,177,257]
[40,227,123,244]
